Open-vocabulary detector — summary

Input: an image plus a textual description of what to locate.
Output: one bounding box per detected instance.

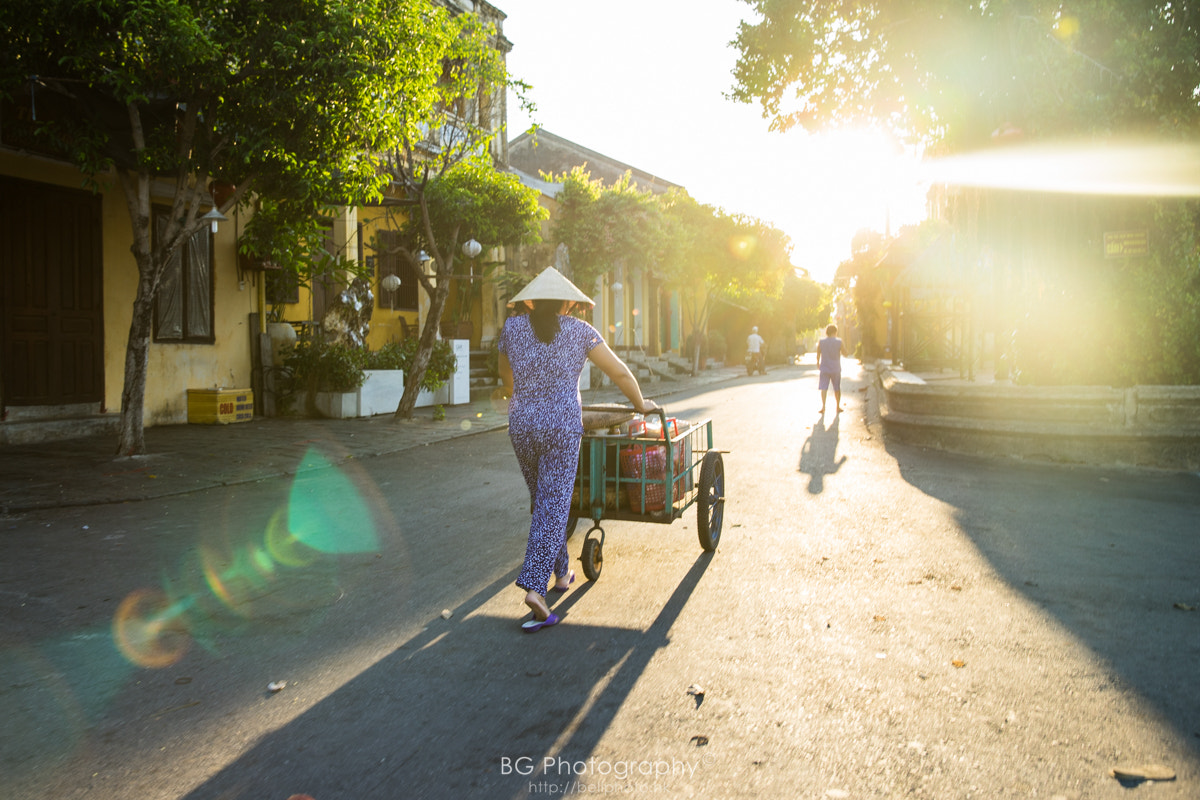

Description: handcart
[569,404,726,580]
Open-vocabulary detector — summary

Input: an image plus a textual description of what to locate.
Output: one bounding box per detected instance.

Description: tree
[0,0,457,454]
[552,167,668,292]
[730,0,1200,147]
[380,158,545,418]
[660,194,793,373]
[778,272,834,343]
[731,0,1200,384]
[549,169,795,373]
[373,8,544,420]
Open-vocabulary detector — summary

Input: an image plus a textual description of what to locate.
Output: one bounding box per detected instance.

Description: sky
[500,0,930,284]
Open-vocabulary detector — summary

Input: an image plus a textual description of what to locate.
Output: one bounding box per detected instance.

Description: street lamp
[201,206,227,234]
[461,238,482,259]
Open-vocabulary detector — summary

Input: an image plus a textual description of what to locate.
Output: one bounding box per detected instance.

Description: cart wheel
[581,537,603,581]
[697,451,725,552]
[566,514,580,538]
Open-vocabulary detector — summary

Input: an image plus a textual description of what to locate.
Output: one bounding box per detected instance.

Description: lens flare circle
[113,588,190,668]
[727,235,757,260]
[264,507,318,568]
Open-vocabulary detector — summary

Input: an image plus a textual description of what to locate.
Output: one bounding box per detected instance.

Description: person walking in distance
[497,267,659,632]
[816,324,845,414]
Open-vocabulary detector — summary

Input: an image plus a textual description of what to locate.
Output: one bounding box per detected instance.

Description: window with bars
[376,231,420,310]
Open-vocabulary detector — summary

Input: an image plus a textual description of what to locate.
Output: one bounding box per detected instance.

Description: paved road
[3,362,1198,799]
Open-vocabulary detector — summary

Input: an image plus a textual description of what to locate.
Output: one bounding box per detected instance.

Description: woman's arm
[587,342,659,414]
[498,351,514,396]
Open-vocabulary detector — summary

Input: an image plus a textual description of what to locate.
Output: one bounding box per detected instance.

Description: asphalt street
[2,361,1198,799]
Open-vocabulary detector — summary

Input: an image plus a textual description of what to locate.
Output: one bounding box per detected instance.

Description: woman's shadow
[798,412,846,494]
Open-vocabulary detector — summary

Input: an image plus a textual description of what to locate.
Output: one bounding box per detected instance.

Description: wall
[875,364,1200,470]
[1,151,258,426]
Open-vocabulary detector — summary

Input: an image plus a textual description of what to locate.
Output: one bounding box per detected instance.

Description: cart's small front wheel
[581,537,603,580]
[697,451,725,551]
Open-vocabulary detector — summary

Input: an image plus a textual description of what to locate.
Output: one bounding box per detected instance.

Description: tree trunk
[393,277,452,419]
[115,165,160,457]
[116,274,157,455]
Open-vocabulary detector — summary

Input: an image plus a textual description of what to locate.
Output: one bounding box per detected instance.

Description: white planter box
[356,340,469,415]
[447,339,471,405]
[360,368,451,414]
[315,391,360,419]
[360,370,404,416]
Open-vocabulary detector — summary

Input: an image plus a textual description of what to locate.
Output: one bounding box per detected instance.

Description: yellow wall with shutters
[1,151,257,426]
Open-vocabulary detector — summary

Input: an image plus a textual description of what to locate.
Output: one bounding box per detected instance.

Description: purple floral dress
[499,314,602,595]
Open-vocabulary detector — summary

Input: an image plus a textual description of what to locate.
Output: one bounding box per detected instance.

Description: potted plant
[360,338,458,415]
[283,339,366,418]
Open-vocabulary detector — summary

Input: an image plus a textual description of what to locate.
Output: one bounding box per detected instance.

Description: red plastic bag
[620,443,668,512]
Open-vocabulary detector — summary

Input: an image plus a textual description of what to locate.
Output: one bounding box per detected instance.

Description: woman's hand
[637,399,660,415]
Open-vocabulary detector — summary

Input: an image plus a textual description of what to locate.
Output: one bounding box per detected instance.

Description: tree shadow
[176,553,716,800]
[885,438,1200,758]
[798,413,847,494]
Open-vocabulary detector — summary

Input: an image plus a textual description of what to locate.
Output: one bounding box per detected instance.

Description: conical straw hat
[508,266,595,307]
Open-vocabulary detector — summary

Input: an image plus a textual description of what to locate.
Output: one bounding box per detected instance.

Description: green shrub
[284,340,366,393]
[365,341,407,370]
[364,338,457,392]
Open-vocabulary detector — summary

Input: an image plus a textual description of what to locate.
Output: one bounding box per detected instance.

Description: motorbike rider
[746,326,765,373]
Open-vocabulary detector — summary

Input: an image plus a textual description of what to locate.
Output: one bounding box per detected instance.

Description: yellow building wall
[356,206,420,351]
[227,205,423,354]
[1,152,259,426]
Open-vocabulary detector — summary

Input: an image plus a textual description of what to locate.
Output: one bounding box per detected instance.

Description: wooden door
[0,176,104,407]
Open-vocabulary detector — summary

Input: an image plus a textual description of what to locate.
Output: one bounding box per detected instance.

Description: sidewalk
[0,365,746,514]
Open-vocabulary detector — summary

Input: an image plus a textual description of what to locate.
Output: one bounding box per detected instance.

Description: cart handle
[581,403,668,430]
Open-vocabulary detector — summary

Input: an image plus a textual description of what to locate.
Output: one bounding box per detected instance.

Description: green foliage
[403,157,546,258]
[1,0,453,199]
[551,171,796,361]
[372,12,542,418]
[366,338,457,392]
[657,191,795,358]
[788,274,834,334]
[0,0,467,450]
[731,0,1200,146]
[285,340,367,393]
[365,342,408,371]
[242,199,371,322]
[743,272,833,357]
[553,167,668,293]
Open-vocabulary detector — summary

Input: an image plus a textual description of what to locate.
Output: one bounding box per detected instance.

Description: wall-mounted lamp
[201,206,228,234]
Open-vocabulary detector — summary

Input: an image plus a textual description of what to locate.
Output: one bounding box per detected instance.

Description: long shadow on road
[887,441,1200,756]
[178,553,715,800]
[798,413,846,494]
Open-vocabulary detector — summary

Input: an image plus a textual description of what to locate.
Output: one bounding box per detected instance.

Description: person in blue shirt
[816,324,845,414]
